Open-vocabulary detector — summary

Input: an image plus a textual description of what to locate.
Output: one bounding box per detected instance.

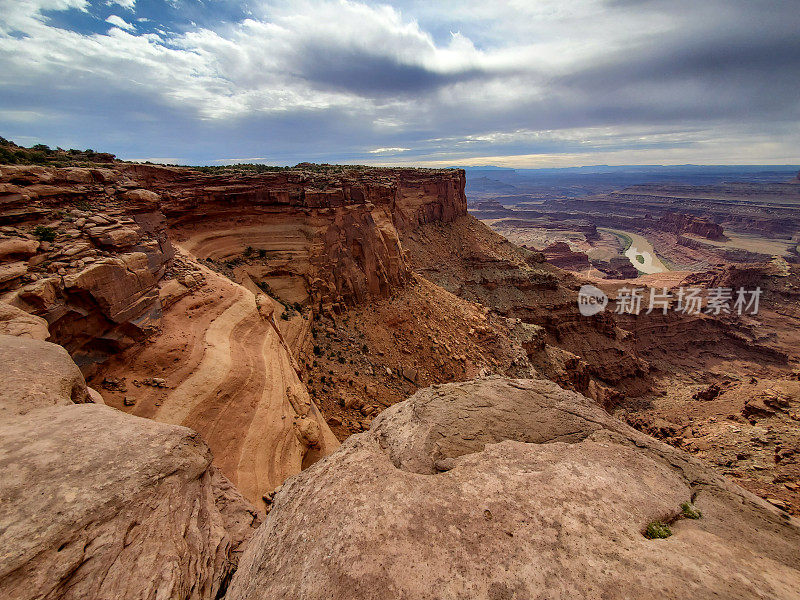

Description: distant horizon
[3,132,798,173]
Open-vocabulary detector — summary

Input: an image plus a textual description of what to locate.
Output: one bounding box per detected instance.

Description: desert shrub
[680,502,702,519]
[644,521,672,539]
[33,225,56,242]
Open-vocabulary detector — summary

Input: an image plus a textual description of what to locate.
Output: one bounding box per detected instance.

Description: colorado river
[603,228,669,275]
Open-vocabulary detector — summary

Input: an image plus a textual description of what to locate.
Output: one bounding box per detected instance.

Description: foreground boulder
[229,377,800,600]
[0,333,90,416]
[0,301,48,340]
[0,336,260,600]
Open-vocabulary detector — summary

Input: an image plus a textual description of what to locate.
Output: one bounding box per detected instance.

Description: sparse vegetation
[0,137,115,166]
[644,521,672,539]
[680,502,702,519]
[33,225,56,242]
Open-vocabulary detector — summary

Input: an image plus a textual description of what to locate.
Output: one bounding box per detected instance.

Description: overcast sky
[1,0,798,167]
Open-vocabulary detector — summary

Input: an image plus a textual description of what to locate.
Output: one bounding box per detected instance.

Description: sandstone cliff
[0,162,467,507]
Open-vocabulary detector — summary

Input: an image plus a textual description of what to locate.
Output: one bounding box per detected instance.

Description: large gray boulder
[228,377,800,600]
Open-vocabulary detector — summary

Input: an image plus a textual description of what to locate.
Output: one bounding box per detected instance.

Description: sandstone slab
[0,301,49,340]
[0,404,260,600]
[0,334,89,416]
[229,378,800,600]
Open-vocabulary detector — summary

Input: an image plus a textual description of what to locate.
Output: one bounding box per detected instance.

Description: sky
[0,0,798,167]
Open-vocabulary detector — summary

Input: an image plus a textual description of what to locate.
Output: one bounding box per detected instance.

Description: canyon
[1,154,799,598]
[470,169,800,278]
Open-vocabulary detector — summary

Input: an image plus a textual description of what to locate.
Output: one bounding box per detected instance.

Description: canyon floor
[1,149,799,598]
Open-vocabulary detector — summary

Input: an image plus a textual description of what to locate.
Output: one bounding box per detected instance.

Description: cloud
[368,147,410,154]
[0,0,798,166]
[107,0,135,10]
[105,14,135,31]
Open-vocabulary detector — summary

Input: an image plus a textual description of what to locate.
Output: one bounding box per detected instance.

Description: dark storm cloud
[560,30,800,122]
[294,45,483,96]
[1,0,798,166]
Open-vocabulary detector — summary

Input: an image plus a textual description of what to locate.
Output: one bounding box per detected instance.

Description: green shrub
[644,521,672,539]
[680,502,702,519]
[33,225,56,242]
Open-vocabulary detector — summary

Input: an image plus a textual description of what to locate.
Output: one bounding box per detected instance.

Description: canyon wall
[0,163,466,361]
[0,162,467,506]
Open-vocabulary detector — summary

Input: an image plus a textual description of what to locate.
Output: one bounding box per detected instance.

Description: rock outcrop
[0,162,465,503]
[0,334,260,600]
[0,165,173,368]
[228,378,800,600]
[0,300,48,339]
[541,241,590,271]
[0,333,91,416]
[658,212,724,240]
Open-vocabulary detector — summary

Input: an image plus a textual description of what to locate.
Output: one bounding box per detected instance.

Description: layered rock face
[0,162,466,507]
[126,164,465,309]
[0,334,260,600]
[0,165,173,367]
[96,263,340,506]
[658,212,724,240]
[0,163,466,358]
[228,378,800,600]
[541,241,590,270]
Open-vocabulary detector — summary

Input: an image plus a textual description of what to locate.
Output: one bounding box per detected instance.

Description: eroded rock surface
[0,301,48,339]
[228,378,800,600]
[0,334,260,600]
[0,333,90,416]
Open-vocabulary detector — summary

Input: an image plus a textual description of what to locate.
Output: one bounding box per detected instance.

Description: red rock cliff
[0,163,466,363]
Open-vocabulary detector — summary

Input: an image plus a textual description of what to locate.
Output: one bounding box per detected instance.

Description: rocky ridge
[1,155,800,598]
